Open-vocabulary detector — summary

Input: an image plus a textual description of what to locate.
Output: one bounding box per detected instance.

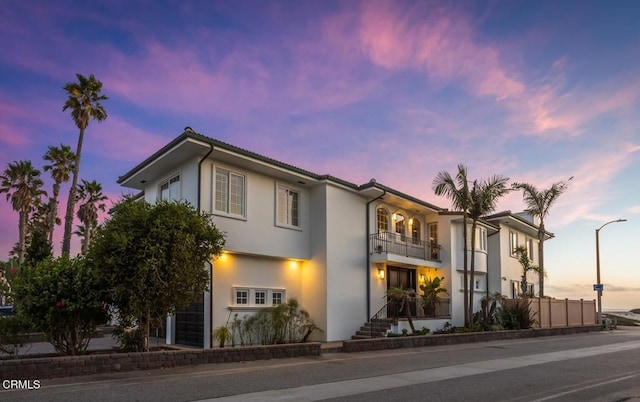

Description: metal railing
[370,232,441,261]
[368,298,452,337]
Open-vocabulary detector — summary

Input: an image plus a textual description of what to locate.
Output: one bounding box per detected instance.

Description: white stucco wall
[199,160,311,260]
[324,184,367,341]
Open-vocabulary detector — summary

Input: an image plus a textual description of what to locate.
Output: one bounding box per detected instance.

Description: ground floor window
[233,287,286,307]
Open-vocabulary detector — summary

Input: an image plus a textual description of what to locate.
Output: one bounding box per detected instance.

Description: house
[485,211,552,298]
[117,128,548,346]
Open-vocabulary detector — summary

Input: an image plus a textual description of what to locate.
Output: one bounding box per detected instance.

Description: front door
[387,266,417,318]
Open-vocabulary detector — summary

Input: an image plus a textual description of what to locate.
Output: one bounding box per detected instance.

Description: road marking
[530,372,640,401]
[197,340,640,401]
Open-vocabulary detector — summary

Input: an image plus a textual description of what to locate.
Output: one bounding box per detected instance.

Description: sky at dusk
[1,1,639,309]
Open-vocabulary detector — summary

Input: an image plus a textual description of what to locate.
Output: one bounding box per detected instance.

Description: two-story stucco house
[117,128,548,347]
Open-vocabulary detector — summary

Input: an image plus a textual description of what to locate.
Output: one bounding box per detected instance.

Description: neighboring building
[118,128,549,346]
[485,211,552,299]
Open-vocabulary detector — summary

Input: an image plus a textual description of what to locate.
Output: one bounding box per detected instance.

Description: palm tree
[43,144,75,245]
[0,161,46,264]
[513,245,540,297]
[76,179,108,253]
[61,73,108,257]
[433,164,472,326]
[386,286,417,334]
[468,175,509,321]
[512,178,572,297]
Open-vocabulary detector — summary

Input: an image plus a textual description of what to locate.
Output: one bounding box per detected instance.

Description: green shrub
[499,298,536,329]
[0,315,31,358]
[12,256,110,355]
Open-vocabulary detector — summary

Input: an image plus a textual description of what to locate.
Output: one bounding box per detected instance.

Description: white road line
[198,340,640,402]
[530,372,640,401]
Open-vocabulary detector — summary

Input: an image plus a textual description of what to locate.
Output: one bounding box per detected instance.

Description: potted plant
[420,276,448,318]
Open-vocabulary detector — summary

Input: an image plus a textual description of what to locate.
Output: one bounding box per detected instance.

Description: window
[475,279,481,290]
[276,185,299,227]
[377,208,389,233]
[159,174,180,201]
[394,213,406,239]
[527,239,535,261]
[527,284,535,297]
[510,231,519,256]
[232,288,286,307]
[511,281,519,299]
[235,289,249,305]
[475,227,487,251]
[428,223,438,244]
[215,168,245,216]
[255,290,266,305]
[411,219,421,244]
[272,291,284,305]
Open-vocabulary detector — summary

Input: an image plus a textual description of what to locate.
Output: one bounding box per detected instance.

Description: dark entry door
[175,295,204,347]
[387,266,417,318]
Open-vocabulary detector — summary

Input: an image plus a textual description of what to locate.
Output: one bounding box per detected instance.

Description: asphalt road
[2,328,640,401]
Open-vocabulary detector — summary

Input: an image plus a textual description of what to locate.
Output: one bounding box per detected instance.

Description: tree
[43,144,75,245]
[0,161,46,264]
[433,164,472,326]
[419,276,448,318]
[386,286,417,334]
[89,199,225,351]
[76,179,108,253]
[12,256,109,355]
[61,73,108,257]
[468,175,509,320]
[512,178,572,297]
[513,245,540,297]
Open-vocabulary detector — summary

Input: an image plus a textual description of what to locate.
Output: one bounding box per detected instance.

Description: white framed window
[159,174,180,201]
[475,227,487,251]
[527,284,535,297]
[511,281,519,298]
[527,239,535,261]
[235,289,249,305]
[510,231,519,256]
[232,287,286,307]
[428,223,438,244]
[411,219,421,244]
[272,291,284,305]
[377,207,389,233]
[255,290,266,305]
[276,185,299,228]
[215,168,246,217]
[394,213,406,240]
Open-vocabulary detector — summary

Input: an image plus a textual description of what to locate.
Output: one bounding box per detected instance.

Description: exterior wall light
[378,268,385,280]
[420,273,426,283]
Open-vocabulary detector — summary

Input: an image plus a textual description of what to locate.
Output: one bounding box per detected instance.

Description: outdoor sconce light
[420,273,426,283]
[392,213,397,222]
[378,268,385,280]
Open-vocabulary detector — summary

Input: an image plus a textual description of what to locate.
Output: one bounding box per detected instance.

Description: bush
[0,315,31,358]
[232,299,322,345]
[499,298,536,330]
[12,256,110,355]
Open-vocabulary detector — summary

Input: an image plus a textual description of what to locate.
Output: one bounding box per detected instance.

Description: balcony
[369,232,441,262]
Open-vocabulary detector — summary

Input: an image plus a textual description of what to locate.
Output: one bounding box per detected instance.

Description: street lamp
[595,218,626,326]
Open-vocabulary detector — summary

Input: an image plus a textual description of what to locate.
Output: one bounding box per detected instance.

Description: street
[2,328,640,401]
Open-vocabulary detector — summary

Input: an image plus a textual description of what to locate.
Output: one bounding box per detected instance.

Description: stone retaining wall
[342,325,601,352]
[0,343,321,379]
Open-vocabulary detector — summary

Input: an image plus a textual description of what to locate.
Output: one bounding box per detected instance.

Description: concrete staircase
[351,318,396,339]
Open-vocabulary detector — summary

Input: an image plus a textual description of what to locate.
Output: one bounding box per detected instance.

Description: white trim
[213,165,247,219]
[158,171,181,202]
[231,287,286,308]
[275,183,301,230]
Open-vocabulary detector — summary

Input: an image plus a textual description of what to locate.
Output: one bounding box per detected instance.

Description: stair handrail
[368,300,398,338]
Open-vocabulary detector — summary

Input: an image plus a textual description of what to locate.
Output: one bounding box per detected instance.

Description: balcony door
[387,266,417,318]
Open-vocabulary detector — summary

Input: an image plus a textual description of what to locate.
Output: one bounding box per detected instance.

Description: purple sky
[1,1,638,309]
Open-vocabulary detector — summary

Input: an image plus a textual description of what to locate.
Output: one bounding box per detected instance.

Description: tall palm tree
[512,177,572,297]
[0,161,46,264]
[43,144,75,245]
[76,179,108,253]
[433,164,472,326]
[61,73,108,257]
[468,175,509,320]
[513,245,540,297]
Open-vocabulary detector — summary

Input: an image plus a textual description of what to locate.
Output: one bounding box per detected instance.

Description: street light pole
[595,218,626,326]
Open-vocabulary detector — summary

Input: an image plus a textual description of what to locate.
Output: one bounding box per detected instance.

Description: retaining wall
[0,343,321,379]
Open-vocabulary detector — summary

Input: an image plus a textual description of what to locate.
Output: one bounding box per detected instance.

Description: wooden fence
[521,298,596,328]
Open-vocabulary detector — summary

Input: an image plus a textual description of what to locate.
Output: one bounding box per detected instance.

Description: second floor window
[475,227,487,251]
[411,219,421,244]
[159,174,180,201]
[215,168,245,217]
[276,185,299,227]
[510,231,519,256]
[377,208,389,233]
[394,213,406,238]
[527,239,535,261]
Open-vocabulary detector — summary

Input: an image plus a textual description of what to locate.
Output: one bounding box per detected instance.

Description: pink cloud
[357,2,525,100]
[86,117,169,162]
